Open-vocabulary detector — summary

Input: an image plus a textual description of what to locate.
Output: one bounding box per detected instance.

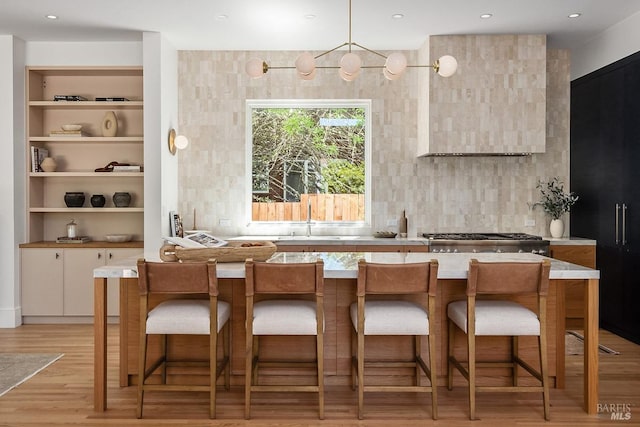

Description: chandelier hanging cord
[245,0,457,81]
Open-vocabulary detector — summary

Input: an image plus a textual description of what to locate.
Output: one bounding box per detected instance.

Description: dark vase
[113,192,131,207]
[90,194,106,208]
[64,192,85,208]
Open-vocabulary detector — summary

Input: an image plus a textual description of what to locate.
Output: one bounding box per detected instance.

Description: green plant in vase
[531,177,578,237]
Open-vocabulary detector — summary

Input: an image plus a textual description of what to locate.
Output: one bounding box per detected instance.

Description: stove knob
[518,249,524,253]
[496,249,503,253]
[472,249,478,253]
[453,249,458,253]
[446,249,452,253]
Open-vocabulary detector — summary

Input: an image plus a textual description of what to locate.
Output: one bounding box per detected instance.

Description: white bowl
[61,124,82,131]
[105,234,132,243]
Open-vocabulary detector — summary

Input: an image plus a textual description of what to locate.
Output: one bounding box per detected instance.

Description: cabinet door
[21,248,64,316]
[63,248,106,316]
[106,248,142,316]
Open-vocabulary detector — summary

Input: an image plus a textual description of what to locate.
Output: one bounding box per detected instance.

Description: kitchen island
[93,252,599,414]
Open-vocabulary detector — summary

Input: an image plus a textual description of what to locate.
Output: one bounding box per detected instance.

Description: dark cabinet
[570,50,640,344]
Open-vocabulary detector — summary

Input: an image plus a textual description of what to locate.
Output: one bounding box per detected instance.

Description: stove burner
[423,232,542,241]
[422,232,549,255]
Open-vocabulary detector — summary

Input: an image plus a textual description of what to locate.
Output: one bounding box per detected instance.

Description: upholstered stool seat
[146,299,231,335]
[350,300,429,335]
[447,300,540,336]
[253,299,318,335]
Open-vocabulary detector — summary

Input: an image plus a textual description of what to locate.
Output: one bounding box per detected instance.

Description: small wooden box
[160,240,277,263]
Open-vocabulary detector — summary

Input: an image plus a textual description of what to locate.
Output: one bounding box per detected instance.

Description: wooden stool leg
[428,334,438,420]
[447,320,455,391]
[210,325,217,419]
[512,336,519,386]
[317,331,324,420]
[357,330,365,420]
[245,330,253,419]
[136,332,148,419]
[414,335,421,386]
[468,327,476,420]
[224,322,231,390]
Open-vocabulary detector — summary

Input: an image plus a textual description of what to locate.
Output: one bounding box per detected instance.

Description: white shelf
[30,136,143,143]
[30,172,143,178]
[30,207,144,213]
[29,101,143,108]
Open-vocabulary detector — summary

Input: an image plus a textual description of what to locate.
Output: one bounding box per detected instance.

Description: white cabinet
[63,248,107,316]
[21,248,64,316]
[21,245,142,319]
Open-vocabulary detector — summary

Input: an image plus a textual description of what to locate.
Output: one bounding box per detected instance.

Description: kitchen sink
[278,236,360,241]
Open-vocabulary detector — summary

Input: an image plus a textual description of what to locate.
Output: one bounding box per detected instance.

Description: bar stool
[447,258,551,420]
[244,258,325,419]
[350,259,439,420]
[136,259,231,419]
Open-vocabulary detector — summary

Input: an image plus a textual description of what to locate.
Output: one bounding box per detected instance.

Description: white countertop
[226,235,429,246]
[94,252,599,280]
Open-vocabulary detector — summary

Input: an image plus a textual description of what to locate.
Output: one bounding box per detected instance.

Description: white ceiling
[2,0,640,51]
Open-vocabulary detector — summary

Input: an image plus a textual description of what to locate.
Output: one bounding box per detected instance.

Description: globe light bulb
[246,58,266,78]
[436,55,458,77]
[384,52,407,76]
[340,52,362,75]
[295,52,316,75]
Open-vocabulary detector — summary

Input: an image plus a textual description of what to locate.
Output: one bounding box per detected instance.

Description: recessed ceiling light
[216,14,228,20]
[392,13,404,19]
[480,13,493,19]
[568,13,582,18]
[45,14,58,20]
[304,14,316,20]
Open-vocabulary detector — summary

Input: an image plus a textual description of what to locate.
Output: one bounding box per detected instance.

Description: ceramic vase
[550,219,564,238]
[101,111,118,137]
[90,194,106,207]
[40,157,57,172]
[113,192,131,207]
[64,192,85,207]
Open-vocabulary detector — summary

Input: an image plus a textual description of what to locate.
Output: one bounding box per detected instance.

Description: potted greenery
[532,177,578,238]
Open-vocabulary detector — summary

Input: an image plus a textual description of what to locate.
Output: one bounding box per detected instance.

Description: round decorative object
[101,111,118,137]
[113,192,131,207]
[40,157,57,172]
[61,124,82,131]
[64,192,85,207]
[90,194,106,208]
[550,219,564,238]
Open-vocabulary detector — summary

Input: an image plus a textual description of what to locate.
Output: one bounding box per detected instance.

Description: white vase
[40,156,57,172]
[550,219,564,238]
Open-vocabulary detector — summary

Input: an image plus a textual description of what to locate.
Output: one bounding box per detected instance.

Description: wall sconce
[168,128,189,155]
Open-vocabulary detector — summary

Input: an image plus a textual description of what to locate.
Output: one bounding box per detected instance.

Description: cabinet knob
[55,252,60,259]
[97,253,102,259]
[109,253,113,259]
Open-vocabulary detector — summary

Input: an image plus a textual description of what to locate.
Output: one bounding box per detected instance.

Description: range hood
[417,34,548,157]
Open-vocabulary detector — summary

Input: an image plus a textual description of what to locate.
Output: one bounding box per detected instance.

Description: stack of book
[30,146,49,172]
[53,95,87,101]
[49,130,86,137]
[56,236,91,244]
[95,97,129,102]
[113,164,142,172]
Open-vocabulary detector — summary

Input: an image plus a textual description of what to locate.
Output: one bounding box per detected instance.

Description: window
[246,100,371,225]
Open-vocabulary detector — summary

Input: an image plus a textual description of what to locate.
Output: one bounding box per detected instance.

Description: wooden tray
[159,240,276,263]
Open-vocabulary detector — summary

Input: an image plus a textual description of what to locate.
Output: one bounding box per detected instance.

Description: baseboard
[0,307,23,328]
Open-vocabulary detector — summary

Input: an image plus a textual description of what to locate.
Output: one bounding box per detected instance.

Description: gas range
[422,232,549,255]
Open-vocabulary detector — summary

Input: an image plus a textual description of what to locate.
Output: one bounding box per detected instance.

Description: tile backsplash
[177,41,570,238]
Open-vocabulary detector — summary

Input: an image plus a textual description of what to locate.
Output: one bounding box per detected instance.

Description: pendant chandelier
[246,0,458,81]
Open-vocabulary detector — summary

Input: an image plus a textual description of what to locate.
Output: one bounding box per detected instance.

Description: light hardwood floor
[0,324,638,426]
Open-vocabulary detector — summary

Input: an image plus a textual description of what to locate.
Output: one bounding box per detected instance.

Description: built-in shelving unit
[25,66,144,243]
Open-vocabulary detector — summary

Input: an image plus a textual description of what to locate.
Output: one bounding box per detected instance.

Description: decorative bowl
[105,234,132,243]
[374,231,397,238]
[64,192,85,207]
[61,124,82,131]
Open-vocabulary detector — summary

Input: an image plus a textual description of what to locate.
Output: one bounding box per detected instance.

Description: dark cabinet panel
[570,50,640,344]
